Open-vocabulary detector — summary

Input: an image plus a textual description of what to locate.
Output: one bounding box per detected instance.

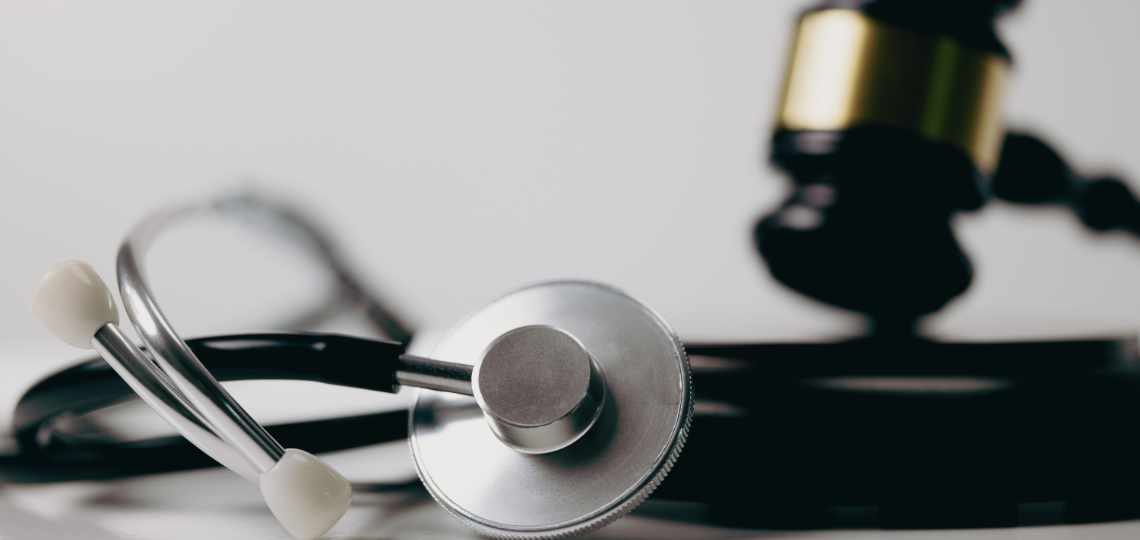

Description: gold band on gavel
[776,9,1008,173]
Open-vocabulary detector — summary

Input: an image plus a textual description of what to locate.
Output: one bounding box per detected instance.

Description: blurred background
[2,2,1140,538]
[1,0,1138,353]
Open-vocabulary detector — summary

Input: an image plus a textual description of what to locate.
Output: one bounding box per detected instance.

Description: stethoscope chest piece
[410,281,692,539]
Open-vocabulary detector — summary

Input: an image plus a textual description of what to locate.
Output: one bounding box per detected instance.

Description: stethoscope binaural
[29,195,693,539]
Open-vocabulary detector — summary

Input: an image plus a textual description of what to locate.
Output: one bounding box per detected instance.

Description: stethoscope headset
[10,193,1140,537]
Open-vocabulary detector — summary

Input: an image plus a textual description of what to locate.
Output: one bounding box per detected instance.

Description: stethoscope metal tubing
[91,323,261,481]
[112,197,478,477]
[396,354,474,396]
[118,211,286,473]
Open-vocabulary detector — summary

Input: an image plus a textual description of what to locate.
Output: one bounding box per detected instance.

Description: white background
[2,1,1139,349]
[1,2,1139,539]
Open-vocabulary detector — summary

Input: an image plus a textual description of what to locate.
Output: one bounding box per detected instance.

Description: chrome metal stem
[396,355,474,396]
[107,194,461,479]
[118,203,285,474]
[91,323,260,480]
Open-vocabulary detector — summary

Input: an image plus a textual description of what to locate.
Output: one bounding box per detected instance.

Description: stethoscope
[25,193,692,539]
[12,193,1140,537]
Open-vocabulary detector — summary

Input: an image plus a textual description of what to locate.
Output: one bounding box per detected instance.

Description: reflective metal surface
[473,325,605,454]
[107,193,426,478]
[118,202,285,473]
[396,355,474,396]
[410,281,692,539]
[91,324,260,481]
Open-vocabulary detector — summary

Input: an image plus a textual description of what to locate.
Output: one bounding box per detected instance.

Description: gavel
[754,0,1138,334]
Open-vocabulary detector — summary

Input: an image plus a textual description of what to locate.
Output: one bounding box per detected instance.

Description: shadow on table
[0,495,125,539]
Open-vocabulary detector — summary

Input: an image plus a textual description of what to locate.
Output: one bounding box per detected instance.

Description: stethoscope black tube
[0,409,408,483]
[22,333,1129,453]
[11,333,408,448]
[5,333,415,483]
[8,332,1140,512]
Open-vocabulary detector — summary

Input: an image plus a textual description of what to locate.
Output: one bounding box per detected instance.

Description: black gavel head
[755,0,1019,329]
[755,129,978,328]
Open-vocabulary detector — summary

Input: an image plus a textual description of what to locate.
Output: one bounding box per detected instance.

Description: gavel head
[755,0,1020,331]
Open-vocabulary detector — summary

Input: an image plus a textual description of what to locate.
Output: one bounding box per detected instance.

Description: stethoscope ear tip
[259,449,353,540]
[32,260,118,349]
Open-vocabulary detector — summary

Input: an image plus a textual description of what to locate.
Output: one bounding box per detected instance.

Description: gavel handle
[992,131,1140,239]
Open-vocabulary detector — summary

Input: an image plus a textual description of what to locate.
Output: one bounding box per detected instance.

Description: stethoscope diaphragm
[410,281,693,538]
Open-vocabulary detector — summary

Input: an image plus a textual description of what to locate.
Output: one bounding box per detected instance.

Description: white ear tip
[32,260,118,349]
[260,449,352,539]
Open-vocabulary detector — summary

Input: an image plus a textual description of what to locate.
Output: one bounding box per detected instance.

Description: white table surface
[3,342,1139,540]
